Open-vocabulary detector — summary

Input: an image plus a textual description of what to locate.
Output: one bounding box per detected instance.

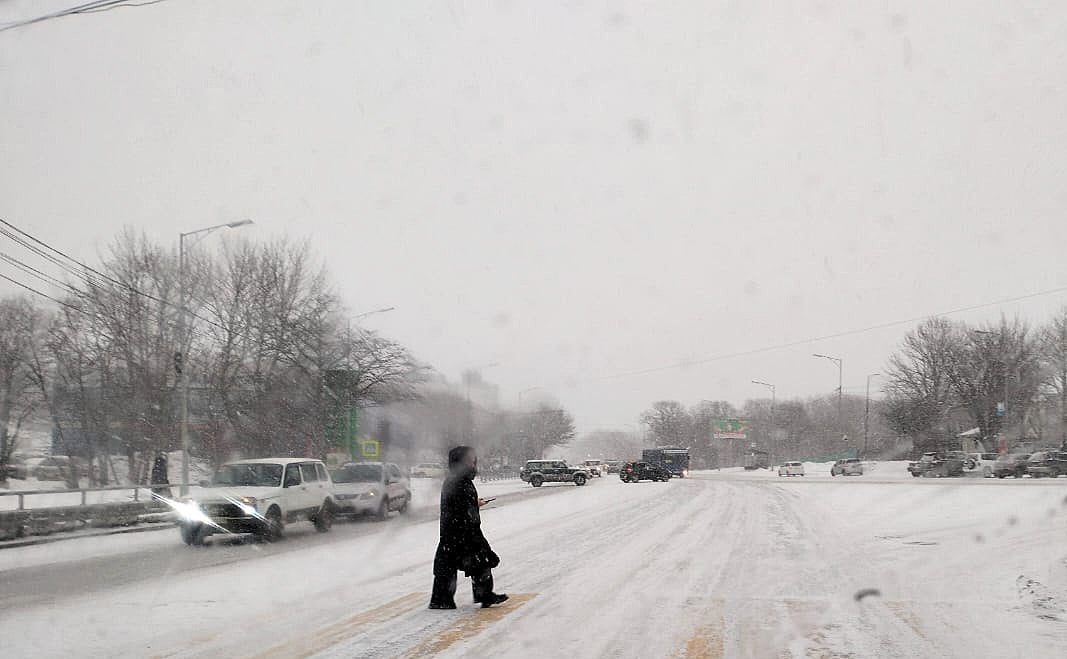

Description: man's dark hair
[448,446,475,469]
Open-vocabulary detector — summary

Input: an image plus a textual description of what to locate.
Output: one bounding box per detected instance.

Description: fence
[0,483,189,541]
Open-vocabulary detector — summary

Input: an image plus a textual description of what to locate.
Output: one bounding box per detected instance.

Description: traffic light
[173,351,183,375]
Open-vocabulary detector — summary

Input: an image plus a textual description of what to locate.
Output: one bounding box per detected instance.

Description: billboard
[712,418,748,440]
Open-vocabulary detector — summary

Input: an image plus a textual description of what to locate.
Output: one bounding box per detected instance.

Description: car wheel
[531,475,543,487]
[263,507,284,542]
[179,523,206,546]
[376,498,390,521]
[314,503,334,533]
[574,474,587,486]
[398,495,410,514]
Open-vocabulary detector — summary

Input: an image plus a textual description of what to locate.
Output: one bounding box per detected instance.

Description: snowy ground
[1,468,1065,658]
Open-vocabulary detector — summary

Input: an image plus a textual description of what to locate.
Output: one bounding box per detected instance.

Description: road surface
[2,467,1066,658]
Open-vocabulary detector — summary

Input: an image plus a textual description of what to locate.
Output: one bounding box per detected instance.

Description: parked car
[907,452,965,478]
[993,452,1031,479]
[778,461,805,477]
[604,460,624,474]
[831,458,864,476]
[582,459,606,477]
[1026,451,1067,478]
[330,461,411,519]
[176,458,336,545]
[520,460,588,487]
[410,462,446,479]
[619,461,671,483]
[963,452,999,478]
[3,456,28,480]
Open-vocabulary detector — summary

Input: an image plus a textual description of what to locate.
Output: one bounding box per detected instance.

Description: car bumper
[1028,467,1055,477]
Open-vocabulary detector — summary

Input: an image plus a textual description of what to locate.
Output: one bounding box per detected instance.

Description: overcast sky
[2,1,1066,432]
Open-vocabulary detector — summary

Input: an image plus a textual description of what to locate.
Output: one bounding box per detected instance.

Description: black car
[1026,451,1067,478]
[907,451,965,478]
[992,453,1031,478]
[620,461,670,483]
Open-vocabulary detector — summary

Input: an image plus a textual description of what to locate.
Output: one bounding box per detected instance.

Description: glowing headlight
[359,491,377,499]
[239,496,257,507]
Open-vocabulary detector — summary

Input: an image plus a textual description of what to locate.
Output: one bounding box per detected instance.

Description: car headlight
[359,490,377,500]
[239,496,257,507]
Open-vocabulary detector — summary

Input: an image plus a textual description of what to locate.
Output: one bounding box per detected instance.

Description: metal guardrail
[0,484,194,511]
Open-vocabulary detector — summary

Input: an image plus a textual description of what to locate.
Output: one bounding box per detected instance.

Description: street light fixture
[863,373,880,459]
[178,219,254,495]
[813,353,844,442]
[352,306,395,320]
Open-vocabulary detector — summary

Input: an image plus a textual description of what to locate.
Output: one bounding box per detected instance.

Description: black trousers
[430,568,494,607]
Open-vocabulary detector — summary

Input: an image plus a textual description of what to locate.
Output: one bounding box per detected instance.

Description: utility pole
[813,354,844,445]
[178,220,253,495]
[751,381,775,462]
[863,373,880,459]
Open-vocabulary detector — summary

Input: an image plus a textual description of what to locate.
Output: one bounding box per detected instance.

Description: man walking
[429,446,509,609]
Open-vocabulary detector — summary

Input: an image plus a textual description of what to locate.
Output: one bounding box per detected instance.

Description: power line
[0,272,83,312]
[0,0,172,33]
[587,284,1067,382]
[0,218,228,333]
[0,251,84,298]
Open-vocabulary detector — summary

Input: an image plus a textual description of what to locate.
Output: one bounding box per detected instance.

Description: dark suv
[1026,451,1067,478]
[993,453,1031,479]
[907,452,965,478]
[519,460,588,487]
[620,461,670,483]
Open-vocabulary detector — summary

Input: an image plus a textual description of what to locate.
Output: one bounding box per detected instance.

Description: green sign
[713,418,748,440]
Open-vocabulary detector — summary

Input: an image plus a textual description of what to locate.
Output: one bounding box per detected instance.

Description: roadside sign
[713,418,748,440]
[359,438,380,459]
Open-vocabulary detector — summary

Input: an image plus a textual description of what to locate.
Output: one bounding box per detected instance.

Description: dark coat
[433,473,499,577]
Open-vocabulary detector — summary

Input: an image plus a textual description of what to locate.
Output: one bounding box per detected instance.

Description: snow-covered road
[2,469,1066,658]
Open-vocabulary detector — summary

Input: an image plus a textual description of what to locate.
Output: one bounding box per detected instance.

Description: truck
[743,448,771,470]
[641,447,690,478]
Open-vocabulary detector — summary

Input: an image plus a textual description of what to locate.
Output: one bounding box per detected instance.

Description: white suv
[778,461,805,477]
[329,462,412,520]
[176,458,336,545]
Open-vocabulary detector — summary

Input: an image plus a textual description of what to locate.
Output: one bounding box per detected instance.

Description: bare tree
[883,317,960,453]
[640,400,691,447]
[515,405,576,460]
[0,296,42,485]
[1040,307,1067,448]
[947,317,1042,446]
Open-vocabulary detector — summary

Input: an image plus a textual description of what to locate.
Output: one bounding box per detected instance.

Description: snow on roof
[221,457,323,466]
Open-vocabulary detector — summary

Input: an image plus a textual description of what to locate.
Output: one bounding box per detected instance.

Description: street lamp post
[751,380,775,462]
[813,353,844,443]
[863,373,880,459]
[178,219,253,495]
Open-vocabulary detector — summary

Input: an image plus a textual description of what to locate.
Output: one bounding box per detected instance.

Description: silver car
[831,458,864,476]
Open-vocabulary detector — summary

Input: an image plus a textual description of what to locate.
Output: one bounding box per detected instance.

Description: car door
[386,464,408,507]
[282,463,304,518]
[552,461,567,482]
[300,463,325,514]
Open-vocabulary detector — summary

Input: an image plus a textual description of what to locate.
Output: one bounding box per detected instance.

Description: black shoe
[428,602,457,610]
[480,593,509,608]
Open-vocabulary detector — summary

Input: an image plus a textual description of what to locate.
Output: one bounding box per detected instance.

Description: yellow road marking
[254,591,427,659]
[402,593,538,658]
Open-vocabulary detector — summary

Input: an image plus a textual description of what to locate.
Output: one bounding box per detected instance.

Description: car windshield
[212,464,283,487]
[331,465,382,483]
